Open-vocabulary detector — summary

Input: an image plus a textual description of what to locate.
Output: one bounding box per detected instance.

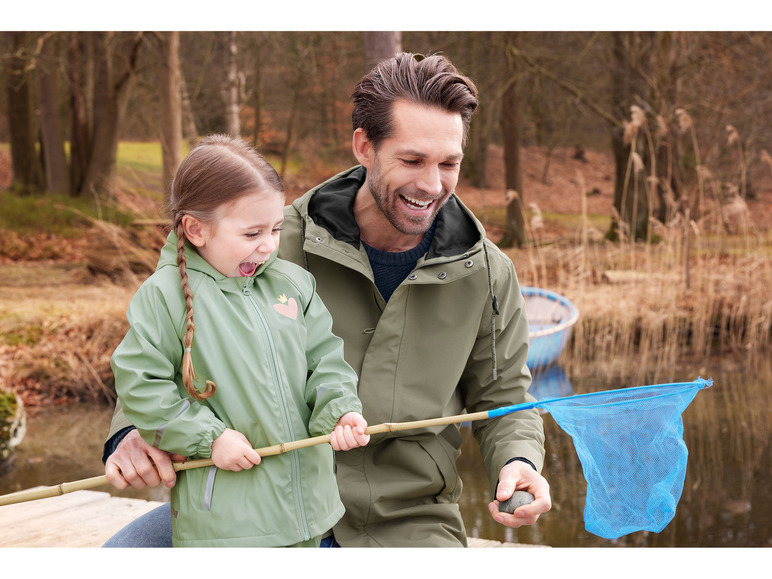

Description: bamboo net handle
[0,409,494,507]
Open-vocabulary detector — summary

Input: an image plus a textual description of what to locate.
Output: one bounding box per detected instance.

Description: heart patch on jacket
[273,295,298,320]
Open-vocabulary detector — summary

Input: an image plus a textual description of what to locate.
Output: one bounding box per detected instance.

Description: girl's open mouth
[238,261,264,277]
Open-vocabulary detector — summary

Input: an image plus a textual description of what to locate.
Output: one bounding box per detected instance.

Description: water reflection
[528,364,574,404]
[459,359,772,547]
[1,358,769,547]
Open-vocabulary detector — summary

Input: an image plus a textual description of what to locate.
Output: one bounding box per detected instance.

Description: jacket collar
[297,166,485,258]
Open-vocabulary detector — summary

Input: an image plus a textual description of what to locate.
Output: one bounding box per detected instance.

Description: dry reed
[505,107,772,385]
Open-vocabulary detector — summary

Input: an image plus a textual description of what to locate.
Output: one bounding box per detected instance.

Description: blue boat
[522,287,579,370]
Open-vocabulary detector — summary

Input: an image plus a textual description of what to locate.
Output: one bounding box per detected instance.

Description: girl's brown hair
[169,134,284,400]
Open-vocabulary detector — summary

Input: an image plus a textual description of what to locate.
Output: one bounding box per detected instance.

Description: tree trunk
[363,31,401,71]
[79,32,143,201]
[179,72,199,147]
[159,31,183,198]
[224,31,241,137]
[501,33,526,248]
[608,32,651,242]
[37,33,69,196]
[7,31,44,195]
[461,32,497,189]
[68,32,91,197]
[280,80,302,179]
[252,49,263,148]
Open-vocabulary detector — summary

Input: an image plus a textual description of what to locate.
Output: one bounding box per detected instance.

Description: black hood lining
[307,166,480,258]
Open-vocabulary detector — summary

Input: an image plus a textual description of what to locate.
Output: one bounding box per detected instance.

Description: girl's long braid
[176,222,216,401]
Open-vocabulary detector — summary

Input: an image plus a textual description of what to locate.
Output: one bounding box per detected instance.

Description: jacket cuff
[493,457,538,500]
[505,456,537,471]
[102,426,136,464]
[195,419,227,458]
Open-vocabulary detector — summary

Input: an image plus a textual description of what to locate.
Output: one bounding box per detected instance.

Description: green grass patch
[0,191,137,236]
[0,325,46,347]
[117,141,168,173]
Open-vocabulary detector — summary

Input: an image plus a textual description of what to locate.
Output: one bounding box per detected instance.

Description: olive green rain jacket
[110,234,362,547]
[278,166,545,547]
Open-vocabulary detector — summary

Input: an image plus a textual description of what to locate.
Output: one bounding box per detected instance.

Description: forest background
[0,29,771,408]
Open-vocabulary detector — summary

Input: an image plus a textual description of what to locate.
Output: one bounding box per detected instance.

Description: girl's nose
[261,233,279,253]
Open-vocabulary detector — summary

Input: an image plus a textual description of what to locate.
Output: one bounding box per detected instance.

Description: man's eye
[402,159,420,166]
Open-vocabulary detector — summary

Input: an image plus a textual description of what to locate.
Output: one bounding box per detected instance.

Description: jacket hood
[156,231,278,286]
[293,166,488,259]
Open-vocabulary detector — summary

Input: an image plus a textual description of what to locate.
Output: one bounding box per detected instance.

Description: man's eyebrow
[397,149,464,161]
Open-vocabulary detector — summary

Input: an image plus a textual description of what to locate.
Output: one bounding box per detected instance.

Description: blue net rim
[487,377,712,418]
[533,377,713,410]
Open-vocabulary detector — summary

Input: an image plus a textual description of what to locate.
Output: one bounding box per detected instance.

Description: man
[103,52,551,547]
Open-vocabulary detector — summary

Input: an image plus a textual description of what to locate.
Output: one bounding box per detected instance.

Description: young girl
[111,134,369,547]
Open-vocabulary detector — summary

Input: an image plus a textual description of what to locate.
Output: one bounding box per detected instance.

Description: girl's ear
[180,214,207,248]
[352,128,374,168]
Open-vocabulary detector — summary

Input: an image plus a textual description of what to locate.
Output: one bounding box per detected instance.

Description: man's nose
[417,165,443,196]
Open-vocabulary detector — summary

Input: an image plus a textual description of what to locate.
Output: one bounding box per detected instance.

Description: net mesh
[535,377,711,539]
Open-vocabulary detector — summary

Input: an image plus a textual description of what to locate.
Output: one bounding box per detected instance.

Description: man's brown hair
[351,52,479,150]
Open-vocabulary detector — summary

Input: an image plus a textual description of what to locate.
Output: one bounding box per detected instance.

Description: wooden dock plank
[1,490,542,548]
[1,490,165,547]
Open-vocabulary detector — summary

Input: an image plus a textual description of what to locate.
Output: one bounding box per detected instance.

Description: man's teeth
[402,195,431,208]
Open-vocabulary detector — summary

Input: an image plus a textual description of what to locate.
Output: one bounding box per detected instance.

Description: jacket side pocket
[203,465,217,511]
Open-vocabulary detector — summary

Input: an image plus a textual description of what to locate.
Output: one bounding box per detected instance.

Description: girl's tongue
[238,262,258,277]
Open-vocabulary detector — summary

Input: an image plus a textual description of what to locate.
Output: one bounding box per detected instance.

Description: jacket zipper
[241,285,311,541]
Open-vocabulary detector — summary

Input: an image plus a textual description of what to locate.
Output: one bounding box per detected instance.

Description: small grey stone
[498,490,535,514]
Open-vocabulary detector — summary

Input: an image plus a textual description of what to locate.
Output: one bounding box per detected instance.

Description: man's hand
[487,460,551,528]
[104,429,182,490]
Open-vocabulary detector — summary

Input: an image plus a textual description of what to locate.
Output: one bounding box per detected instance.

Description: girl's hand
[330,412,370,451]
[211,428,262,471]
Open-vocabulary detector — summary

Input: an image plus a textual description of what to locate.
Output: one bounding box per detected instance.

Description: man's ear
[180,214,207,248]
[352,128,374,168]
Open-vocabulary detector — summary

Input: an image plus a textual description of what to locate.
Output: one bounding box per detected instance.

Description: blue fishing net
[536,377,712,539]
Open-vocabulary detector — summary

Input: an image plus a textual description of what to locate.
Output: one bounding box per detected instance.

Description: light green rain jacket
[111,233,362,547]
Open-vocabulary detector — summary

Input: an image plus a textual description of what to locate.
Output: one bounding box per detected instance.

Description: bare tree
[159,31,183,198]
[67,32,91,198]
[78,32,144,200]
[364,31,401,71]
[500,32,526,248]
[279,33,315,178]
[6,31,44,194]
[223,31,241,137]
[36,32,69,196]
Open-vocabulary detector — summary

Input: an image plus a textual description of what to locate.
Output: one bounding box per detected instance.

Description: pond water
[1,356,769,548]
